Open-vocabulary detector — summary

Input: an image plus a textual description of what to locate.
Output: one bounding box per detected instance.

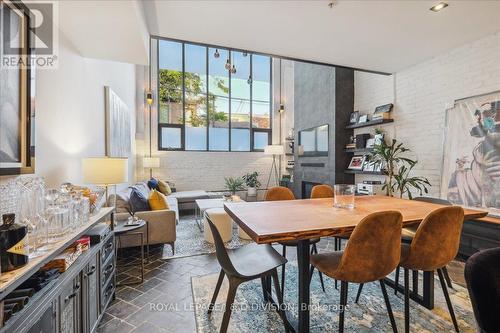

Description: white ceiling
[58,0,149,65]
[144,0,500,73]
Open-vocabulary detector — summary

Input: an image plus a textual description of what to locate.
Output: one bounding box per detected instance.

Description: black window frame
[156,37,272,152]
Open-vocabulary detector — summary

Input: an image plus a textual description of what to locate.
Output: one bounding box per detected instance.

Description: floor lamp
[143,157,160,178]
[264,145,284,189]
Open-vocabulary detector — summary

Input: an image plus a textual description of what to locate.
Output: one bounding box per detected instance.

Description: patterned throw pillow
[129,188,150,212]
[147,178,159,190]
[157,180,172,195]
[148,190,170,210]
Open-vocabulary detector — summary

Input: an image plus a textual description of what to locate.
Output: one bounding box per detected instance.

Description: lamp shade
[264,145,284,155]
[82,157,128,185]
[143,157,160,168]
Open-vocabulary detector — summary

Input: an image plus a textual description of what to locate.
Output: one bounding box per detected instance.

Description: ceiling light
[225,58,231,70]
[214,49,220,58]
[430,2,448,12]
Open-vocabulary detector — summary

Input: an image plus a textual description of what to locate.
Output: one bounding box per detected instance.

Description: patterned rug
[161,215,252,259]
[191,262,477,332]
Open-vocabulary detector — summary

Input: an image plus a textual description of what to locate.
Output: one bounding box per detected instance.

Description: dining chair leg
[281,245,287,300]
[271,269,291,333]
[394,266,400,295]
[261,276,270,303]
[437,268,459,332]
[355,283,364,303]
[442,266,453,289]
[339,281,348,333]
[311,243,326,292]
[220,277,240,333]
[208,269,225,314]
[404,268,410,333]
[379,279,398,333]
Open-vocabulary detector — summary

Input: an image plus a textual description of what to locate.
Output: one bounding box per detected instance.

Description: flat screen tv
[298,124,329,157]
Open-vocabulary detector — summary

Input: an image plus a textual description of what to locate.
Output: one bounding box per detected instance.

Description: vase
[247,187,257,196]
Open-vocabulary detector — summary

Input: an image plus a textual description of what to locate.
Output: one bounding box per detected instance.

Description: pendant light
[231,64,237,74]
[247,75,252,85]
[214,49,220,58]
[225,58,231,70]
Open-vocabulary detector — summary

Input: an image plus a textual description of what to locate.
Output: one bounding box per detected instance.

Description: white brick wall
[354,31,500,197]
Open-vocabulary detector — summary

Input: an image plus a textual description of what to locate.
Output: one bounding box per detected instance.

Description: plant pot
[247,187,257,196]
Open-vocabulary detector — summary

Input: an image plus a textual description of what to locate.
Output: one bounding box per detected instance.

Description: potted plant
[242,172,261,196]
[224,177,245,200]
[371,138,431,198]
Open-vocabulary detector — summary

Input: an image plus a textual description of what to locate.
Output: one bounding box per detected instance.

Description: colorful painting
[441,90,500,217]
[105,86,130,157]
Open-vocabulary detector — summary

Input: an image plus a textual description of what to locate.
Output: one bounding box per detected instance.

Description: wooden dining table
[224,195,488,333]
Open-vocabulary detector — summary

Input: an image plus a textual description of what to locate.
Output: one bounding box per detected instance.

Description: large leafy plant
[371,138,430,198]
[242,172,261,188]
[224,177,245,194]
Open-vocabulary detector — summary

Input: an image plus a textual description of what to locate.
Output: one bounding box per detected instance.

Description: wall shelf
[345,118,394,129]
[344,169,384,175]
[345,148,374,154]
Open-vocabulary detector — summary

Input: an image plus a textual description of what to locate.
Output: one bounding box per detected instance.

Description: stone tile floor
[97,238,467,333]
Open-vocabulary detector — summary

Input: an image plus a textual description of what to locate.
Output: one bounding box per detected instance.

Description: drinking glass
[334,184,356,209]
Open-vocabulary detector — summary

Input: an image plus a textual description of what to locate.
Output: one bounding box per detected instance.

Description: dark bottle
[0,214,29,272]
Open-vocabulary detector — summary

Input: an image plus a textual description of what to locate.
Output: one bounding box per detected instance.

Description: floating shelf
[345,119,394,130]
[345,148,374,154]
[285,153,294,156]
[344,170,384,175]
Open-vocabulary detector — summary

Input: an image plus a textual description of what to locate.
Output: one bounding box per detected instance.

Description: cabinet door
[82,253,100,333]
[27,299,58,333]
[59,276,81,333]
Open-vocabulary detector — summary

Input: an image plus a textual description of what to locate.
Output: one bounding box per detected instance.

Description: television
[298,124,329,157]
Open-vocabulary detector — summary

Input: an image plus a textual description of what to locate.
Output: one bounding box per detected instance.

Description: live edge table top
[224,195,488,244]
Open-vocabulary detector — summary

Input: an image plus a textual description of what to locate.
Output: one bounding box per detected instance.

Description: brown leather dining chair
[394,197,454,295]
[265,186,325,297]
[310,184,334,198]
[205,214,290,333]
[399,206,464,333]
[311,211,403,333]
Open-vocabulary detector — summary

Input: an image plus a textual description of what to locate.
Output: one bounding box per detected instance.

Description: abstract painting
[105,86,130,157]
[441,90,500,217]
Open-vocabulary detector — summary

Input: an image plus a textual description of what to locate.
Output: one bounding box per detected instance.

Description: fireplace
[301,181,323,199]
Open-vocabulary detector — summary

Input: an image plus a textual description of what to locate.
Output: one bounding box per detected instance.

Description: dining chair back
[265,186,295,201]
[401,206,464,271]
[205,213,240,277]
[311,184,334,199]
[336,211,403,283]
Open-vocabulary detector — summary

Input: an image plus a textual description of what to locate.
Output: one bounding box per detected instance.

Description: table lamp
[82,157,129,208]
[264,145,284,189]
[143,157,160,178]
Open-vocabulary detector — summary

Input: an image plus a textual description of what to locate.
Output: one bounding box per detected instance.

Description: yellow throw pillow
[157,180,172,195]
[148,190,169,210]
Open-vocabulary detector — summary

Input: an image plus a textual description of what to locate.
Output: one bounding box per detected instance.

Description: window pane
[252,101,270,128]
[231,51,250,100]
[317,125,328,152]
[252,55,270,102]
[159,40,183,124]
[253,131,269,150]
[185,44,207,94]
[208,48,229,97]
[231,128,250,151]
[231,99,250,128]
[185,93,207,150]
[160,127,181,149]
[186,126,207,150]
[208,95,229,151]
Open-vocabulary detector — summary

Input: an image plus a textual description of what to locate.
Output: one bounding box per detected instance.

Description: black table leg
[297,239,311,333]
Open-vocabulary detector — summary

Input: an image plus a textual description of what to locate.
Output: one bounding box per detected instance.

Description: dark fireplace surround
[301,181,323,199]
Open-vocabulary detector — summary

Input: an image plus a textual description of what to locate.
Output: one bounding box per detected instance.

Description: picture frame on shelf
[358,115,368,123]
[349,111,360,124]
[348,155,366,170]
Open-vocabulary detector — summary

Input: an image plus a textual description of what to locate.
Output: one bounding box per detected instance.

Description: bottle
[0,214,29,272]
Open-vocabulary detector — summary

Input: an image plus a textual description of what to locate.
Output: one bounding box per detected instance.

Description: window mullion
[228,50,232,152]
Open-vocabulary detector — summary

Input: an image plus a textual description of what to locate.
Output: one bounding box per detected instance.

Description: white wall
[354,31,500,197]
[36,33,137,188]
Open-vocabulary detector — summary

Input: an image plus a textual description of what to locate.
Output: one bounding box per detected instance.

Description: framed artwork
[349,111,359,124]
[358,115,368,123]
[105,86,131,157]
[441,90,500,217]
[348,155,366,170]
[0,1,35,175]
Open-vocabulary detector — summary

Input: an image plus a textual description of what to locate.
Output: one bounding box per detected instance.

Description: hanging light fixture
[214,49,220,58]
[231,64,237,74]
[146,90,153,105]
[247,75,252,85]
[225,58,231,70]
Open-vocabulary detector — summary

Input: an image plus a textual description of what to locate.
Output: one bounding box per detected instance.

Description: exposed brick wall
[354,31,500,197]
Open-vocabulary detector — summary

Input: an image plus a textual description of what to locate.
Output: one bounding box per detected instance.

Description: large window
[157,39,272,151]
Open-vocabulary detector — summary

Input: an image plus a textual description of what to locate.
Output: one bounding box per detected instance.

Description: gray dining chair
[205,214,290,333]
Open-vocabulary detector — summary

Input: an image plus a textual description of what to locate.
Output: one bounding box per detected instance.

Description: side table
[114,220,149,285]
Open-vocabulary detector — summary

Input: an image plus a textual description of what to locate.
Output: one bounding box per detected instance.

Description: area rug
[161,215,252,259]
[191,262,477,332]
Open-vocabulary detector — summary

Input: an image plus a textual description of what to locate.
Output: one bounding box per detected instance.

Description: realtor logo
[1,0,59,69]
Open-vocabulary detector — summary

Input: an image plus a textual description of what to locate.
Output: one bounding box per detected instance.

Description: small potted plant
[242,172,261,197]
[224,177,245,201]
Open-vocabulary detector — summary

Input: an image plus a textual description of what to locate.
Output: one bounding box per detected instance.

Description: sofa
[109,181,214,252]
